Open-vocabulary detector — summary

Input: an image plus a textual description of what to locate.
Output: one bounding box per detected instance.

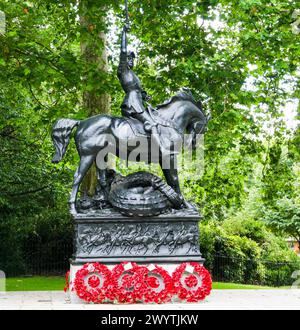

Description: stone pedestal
[69,209,204,303]
[71,209,203,265]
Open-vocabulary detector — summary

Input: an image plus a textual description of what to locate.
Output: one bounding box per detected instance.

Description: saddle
[124,117,148,138]
[124,107,180,138]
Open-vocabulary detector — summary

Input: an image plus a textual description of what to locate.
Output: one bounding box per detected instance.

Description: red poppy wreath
[172,262,212,303]
[73,263,112,303]
[109,262,147,304]
[142,264,174,304]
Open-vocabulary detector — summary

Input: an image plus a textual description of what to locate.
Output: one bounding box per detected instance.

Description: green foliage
[263,197,300,242]
[200,221,265,284]
[223,216,268,245]
[200,218,300,285]
[261,138,300,241]
[127,0,300,220]
[262,144,296,204]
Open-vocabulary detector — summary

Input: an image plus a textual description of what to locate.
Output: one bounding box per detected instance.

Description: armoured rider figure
[117,24,170,155]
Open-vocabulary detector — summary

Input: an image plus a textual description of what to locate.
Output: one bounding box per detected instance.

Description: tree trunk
[79,1,111,196]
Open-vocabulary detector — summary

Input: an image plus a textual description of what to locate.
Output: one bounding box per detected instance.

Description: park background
[0,0,300,289]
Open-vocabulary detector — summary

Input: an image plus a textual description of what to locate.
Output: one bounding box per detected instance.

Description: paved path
[0,290,299,310]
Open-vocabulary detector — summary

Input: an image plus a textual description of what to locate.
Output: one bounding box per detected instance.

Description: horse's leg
[121,243,127,253]
[170,239,181,254]
[70,167,80,210]
[161,155,195,209]
[169,243,176,254]
[143,244,149,255]
[69,154,95,215]
[96,154,109,199]
[128,240,136,254]
[107,240,115,254]
[160,155,181,193]
[160,154,184,209]
[186,241,193,254]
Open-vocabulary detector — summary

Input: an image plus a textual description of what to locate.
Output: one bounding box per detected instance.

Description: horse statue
[51,89,209,215]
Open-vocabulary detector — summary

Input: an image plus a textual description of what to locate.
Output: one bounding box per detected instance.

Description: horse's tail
[51,119,80,163]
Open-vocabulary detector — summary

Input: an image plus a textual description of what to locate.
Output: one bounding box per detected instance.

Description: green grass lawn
[6,276,66,291]
[4,276,288,291]
[212,282,287,290]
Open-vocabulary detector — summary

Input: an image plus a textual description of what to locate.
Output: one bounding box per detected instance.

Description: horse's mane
[156,88,202,111]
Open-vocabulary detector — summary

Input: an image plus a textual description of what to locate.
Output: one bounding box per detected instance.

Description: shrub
[199,219,300,286]
[260,233,300,286]
[200,221,265,284]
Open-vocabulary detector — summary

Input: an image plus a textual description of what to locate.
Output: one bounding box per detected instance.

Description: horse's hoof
[183,200,196,210]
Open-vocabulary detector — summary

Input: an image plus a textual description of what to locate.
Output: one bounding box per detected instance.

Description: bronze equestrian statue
[51,24,209,215]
